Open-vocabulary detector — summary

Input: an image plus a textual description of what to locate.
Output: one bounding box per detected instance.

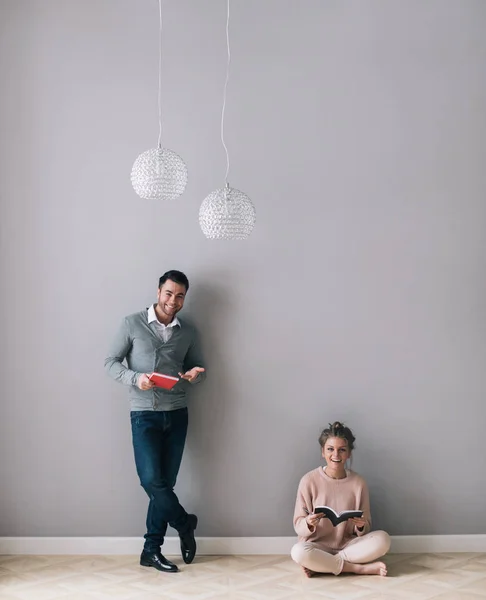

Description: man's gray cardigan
[105,309,205,411]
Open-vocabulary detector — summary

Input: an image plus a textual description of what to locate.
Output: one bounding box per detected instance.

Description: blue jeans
[130,408,191,552]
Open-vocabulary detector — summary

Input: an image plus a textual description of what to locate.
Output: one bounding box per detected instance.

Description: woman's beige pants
[291,530,391,575]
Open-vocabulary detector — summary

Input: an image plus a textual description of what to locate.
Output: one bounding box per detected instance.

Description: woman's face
[321,436,351,469]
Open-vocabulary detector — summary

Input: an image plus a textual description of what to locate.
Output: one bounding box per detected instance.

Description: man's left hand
[178,367,205,382]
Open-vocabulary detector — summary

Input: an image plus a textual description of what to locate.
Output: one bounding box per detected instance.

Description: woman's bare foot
[302,566,318,578]
[342,561,387,576]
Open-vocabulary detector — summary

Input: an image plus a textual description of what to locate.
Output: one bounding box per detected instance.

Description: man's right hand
[137,374,155,390]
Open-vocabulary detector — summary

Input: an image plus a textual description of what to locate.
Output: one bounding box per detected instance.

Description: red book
[148,372,180,390]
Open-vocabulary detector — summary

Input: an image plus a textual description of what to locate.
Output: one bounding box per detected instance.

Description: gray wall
[1,0,485,538]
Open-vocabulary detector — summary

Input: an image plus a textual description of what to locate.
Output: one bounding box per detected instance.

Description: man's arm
[104,317,141,387]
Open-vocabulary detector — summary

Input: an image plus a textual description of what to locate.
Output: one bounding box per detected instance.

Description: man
[105,270,206,573]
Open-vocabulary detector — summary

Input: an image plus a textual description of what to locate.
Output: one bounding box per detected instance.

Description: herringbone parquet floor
[1,552,486,599]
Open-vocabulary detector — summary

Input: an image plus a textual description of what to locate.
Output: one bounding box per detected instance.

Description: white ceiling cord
[157,0,163,148]
[221,0,231,184]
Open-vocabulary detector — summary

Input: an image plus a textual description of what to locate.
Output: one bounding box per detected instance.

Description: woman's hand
[306,512,325,528]
[350,516,367,530]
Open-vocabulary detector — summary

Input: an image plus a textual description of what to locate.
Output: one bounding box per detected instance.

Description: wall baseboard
[1,535,485,555]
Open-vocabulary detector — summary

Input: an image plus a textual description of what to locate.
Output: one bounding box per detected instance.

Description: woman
[291,421,390,577]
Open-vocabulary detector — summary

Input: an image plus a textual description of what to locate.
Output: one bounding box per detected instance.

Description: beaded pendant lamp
[199,0,255,239]
[131,0,187,201]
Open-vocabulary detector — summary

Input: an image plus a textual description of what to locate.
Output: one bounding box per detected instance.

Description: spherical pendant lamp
[199,184,256,240]
[131,147,187,201]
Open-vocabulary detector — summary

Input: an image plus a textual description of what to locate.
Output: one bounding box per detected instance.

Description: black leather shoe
[179,513,198,564]
[140,550,179,573]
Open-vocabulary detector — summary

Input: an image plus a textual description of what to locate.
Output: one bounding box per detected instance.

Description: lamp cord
[221,0,231,184]
[157,0,163,148]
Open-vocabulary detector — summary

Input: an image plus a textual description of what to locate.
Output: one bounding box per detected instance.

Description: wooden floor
[1,552,486,599]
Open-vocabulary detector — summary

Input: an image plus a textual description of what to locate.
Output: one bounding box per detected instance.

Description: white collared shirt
[147,304,180,343]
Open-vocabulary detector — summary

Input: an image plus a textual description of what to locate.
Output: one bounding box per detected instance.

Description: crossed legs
[291,530,391,577]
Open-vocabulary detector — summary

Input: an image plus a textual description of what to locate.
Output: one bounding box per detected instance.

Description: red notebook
[148,372,180,390]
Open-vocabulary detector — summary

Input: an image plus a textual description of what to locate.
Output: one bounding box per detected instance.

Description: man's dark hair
[158,270,189,292]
